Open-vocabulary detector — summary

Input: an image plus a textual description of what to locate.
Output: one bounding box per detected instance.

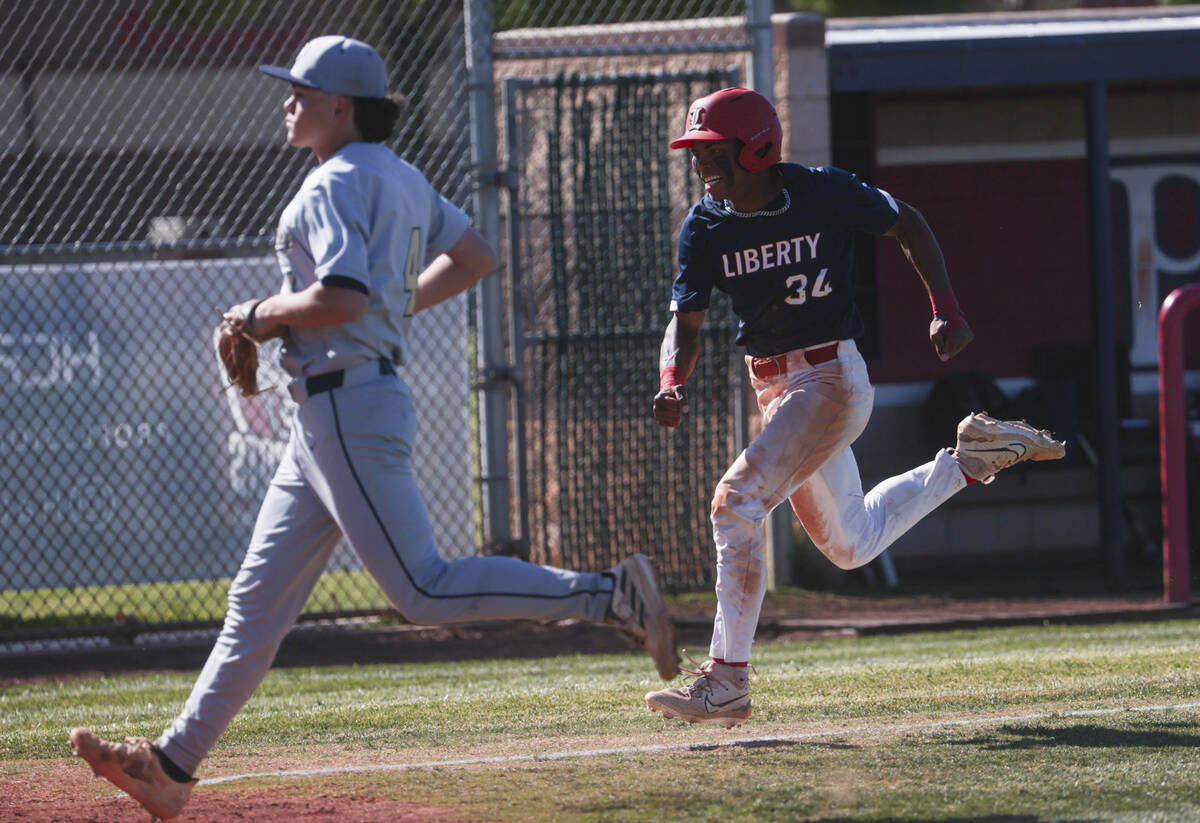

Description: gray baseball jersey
[273,142,468,377]
[156,141,615,775]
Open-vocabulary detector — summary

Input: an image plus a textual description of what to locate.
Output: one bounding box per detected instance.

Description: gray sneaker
[645,657,752,728]
[609,553,679,680]
[70,727,195,820]
[952,412,1066,484]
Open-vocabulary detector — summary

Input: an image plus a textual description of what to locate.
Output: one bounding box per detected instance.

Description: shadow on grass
[808,817,1100,823]
[944,719,1200,750]
[1,620,646,682]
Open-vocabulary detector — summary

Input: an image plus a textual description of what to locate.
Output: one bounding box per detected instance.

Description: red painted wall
[866,156,1200,385]
[868,159,1094,384]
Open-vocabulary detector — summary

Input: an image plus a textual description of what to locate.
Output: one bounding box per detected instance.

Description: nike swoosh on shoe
[964,443,1026,459]
[703,694,746,713]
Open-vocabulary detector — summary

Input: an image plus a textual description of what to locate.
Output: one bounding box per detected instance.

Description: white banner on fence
[0,256,474,591]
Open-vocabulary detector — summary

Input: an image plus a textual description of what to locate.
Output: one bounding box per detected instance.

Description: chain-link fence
[492,3,756,591]
[1,0,476,651]
[2,0,762,652]
[505,70,744,591]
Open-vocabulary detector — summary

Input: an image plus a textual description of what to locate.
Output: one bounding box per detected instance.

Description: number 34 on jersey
[720,231,831,305]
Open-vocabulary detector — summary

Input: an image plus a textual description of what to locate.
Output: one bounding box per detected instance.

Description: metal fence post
[747,0,790,590]
[1086,78,1126,586]
[465,0,513,548]
[747,0,774,103]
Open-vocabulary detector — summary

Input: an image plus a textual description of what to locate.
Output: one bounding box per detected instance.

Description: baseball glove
[217,299,264,397]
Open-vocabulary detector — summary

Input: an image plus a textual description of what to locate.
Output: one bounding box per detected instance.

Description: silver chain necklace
[722,188,790,218]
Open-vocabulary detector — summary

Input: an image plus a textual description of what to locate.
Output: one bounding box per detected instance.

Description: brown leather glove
[217,299,264,397]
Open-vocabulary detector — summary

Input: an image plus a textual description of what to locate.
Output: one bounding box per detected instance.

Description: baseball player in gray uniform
[69,36,677,820]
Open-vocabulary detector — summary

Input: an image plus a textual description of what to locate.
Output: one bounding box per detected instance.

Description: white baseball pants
[709,339,967,663]
[158,375,613,775]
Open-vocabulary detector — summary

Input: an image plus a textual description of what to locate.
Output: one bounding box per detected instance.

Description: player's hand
[653,385,689,427]
[217,319,261,397]
[930,314,974,362]
[223,298,265,343]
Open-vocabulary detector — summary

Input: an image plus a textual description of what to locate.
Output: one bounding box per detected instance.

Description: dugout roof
[826,6,1200,93]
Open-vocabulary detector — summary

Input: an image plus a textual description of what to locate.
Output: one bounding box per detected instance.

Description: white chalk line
[198,700,1200,787]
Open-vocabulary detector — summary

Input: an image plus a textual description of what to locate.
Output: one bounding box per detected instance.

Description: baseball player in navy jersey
[68,36,677,819]
[644,88,1065,728]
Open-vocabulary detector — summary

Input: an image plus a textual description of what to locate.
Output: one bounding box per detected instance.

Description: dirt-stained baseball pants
[709,339,967,663]
[157,375,614,775]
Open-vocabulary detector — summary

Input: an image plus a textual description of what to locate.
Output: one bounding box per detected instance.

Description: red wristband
[929,289,962,319]
[659,366,683,392]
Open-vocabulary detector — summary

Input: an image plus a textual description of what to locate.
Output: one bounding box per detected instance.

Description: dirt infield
[1,760,467,822]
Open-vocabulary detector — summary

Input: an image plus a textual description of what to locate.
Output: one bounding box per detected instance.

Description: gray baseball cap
[259,36,387,98]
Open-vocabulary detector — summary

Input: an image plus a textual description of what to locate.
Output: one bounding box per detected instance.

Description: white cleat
[69,727,195,820]
[645,655,752,729]
[609,553,680,680]
[952,412,1066,484]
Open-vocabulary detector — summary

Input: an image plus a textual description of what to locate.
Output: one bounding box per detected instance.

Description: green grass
[5,618,1200,821]
[0,569,391,630]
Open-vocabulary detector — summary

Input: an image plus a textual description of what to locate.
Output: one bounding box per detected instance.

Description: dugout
[823,6,1200,581]
[491,7,1200,588]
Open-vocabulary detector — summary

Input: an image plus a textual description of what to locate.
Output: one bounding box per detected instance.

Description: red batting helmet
[669,87,782,173]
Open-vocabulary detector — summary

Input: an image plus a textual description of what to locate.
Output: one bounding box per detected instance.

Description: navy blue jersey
[670,163,899,357]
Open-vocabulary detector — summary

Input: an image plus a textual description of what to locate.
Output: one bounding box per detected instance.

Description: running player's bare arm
[243,282,369,338]
[413,226,498,313]
[653,309,704,428]
[884,199,974,362]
